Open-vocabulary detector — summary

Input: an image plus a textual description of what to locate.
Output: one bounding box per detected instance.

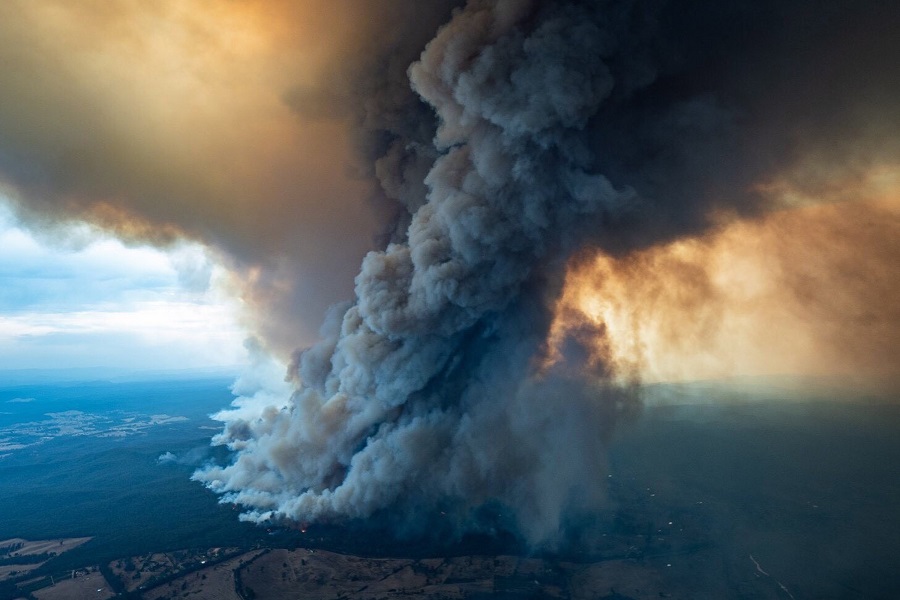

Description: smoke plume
[193,0,900,544]
[1,0,898,545]
[199,0,650,544]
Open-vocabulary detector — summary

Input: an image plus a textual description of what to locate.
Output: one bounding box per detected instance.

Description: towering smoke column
[196,0,651,544]
[189,0,900,545]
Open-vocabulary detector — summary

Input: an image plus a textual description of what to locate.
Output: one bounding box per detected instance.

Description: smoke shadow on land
[246,390,900,600]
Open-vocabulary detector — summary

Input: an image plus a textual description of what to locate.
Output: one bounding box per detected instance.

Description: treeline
[155,548,254,592]
[0,542,24,555]
[0,553,54,566]
[0,578,34,600]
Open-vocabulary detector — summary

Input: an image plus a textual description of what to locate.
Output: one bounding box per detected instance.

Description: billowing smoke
[195,0,900,544]
[1,0,898,545]
[197,0,649,544]
[0,0,459,352]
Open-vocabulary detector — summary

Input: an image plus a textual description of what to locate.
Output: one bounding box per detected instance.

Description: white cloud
[0,201,249,371]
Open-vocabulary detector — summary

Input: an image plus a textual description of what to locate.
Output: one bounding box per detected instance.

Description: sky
[0,201,246,372]
[1,0,899,543]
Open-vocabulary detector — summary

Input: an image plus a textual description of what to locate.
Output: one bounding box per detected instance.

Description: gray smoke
[195,0,900,545]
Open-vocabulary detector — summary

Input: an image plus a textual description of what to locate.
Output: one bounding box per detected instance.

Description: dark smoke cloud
[195,0,899,544]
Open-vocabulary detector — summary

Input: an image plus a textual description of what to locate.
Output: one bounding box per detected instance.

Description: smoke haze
[548,184,900,387]
[0,0,457,350]
[1,0,898,544]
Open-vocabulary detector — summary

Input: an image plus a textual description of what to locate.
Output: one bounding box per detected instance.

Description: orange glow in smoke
[545,168,900,385]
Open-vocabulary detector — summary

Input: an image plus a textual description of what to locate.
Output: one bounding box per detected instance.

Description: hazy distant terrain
[0,377,265,564]
[0,375,898,599]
